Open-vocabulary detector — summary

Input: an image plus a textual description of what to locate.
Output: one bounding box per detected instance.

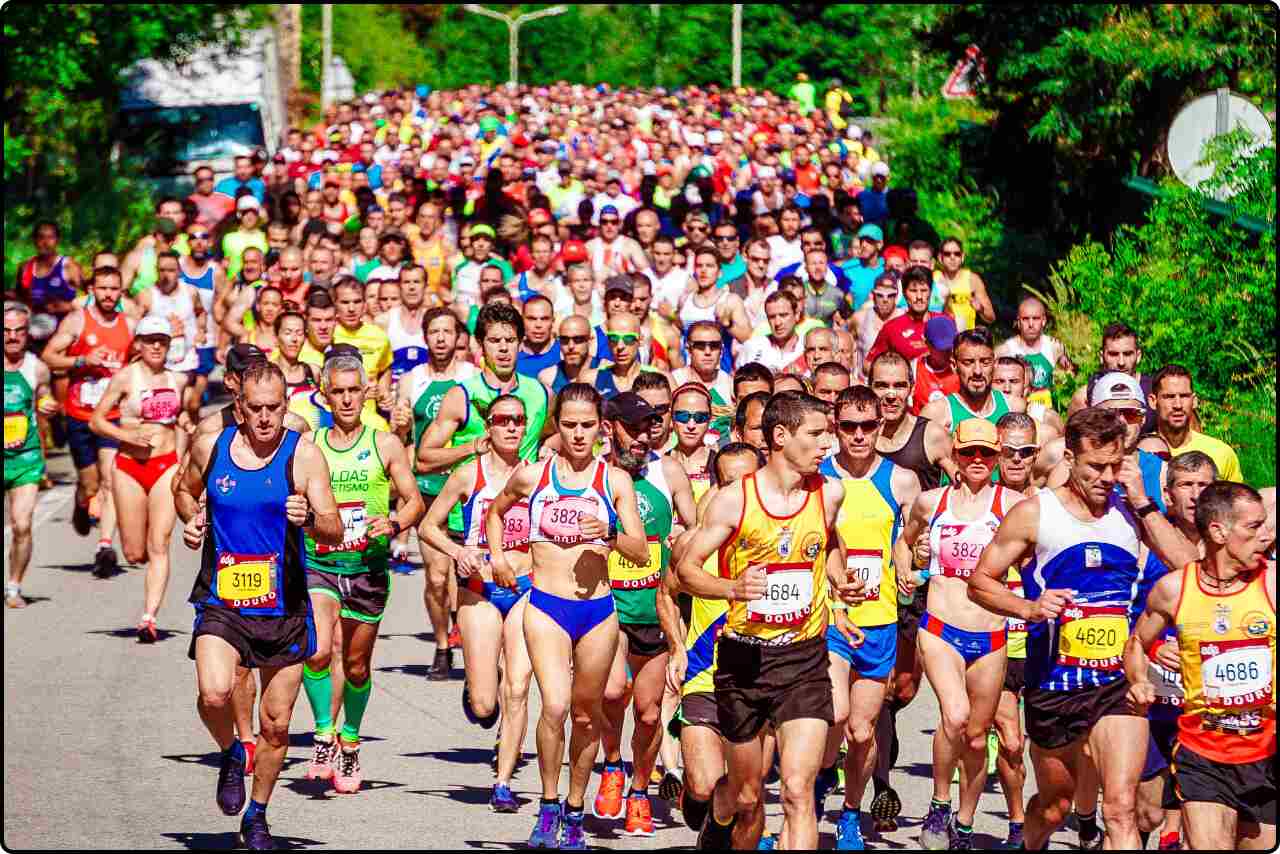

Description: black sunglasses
[838,418,880,434]
[688,339,722,351]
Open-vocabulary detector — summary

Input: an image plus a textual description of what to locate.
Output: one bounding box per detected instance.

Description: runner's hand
[366,517,396,539]
[833,565,866,606]
[731,564,767,602]
[833,608,866,648]
[491,555,517,590]
[1126,679,1156,714]
[36,395,59,416]
[183,509,206,549]
[472,433,492,456]
[912,534,931,569]
[390,400,413,432]
[895,560,916,599]
[1152,639,1181,671]
[377,385,397,411]
[666,647,688,695]
[455,547,486,578]
[285,494,311,526]
[1117,454,1147,504]
[578,513,609,542]
[1027,588,1074,622]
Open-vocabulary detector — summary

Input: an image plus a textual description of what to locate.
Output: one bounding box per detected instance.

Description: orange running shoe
[591,767,626,819]
[243,740,257,776]
[622,792,655,837]
[447,623,462,648]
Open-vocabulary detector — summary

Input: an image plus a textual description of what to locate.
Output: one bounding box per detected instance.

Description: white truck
[117,27,285,196]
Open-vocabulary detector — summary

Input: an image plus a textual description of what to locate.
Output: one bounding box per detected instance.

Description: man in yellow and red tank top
[42,265,136,577]
[1126,481,1276,851]
[675,390,863,851]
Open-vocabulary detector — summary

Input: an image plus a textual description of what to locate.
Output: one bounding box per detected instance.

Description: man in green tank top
[393,306,476,681]
[921,327,1026,434]
[592,391,697,834]
[4,302,55,608]
[301,351,424,793]
[415,303,550,678]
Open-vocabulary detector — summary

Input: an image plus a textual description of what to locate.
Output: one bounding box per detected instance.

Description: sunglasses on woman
[673,410,711,425]
[489,413,526,428]
[957,446,999,460]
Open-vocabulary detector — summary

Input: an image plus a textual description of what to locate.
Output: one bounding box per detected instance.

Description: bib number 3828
[747,562,814,626]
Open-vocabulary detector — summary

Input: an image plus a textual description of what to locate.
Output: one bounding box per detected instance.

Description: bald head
[605,310,640,334]
[560,314,590,337]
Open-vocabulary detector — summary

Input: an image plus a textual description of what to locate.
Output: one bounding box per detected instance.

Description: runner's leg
[96,446,119,553]
[195,634,243,749]
[524,598,576,800]
[1023,741,1081,850]
[918,631,969,807]
[338,617,378,743]
[1089,714,1147,849]
[957,649,1005,827]
[775,716,829,850]
[111,460,147,568]
[141,464,179,618]
[496,595,534,786]
[993,690,1026,826]
[626,648,669,794]
[457,589,504,719]
[6,484,39,593]
[252,662,305,804]
[566,613,620,809]
[844,673,890,809]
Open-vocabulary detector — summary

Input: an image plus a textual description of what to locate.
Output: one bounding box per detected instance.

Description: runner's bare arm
[1122,571,1180,711]
[969,272,996,325]
[1118,456,1200,572]
[918,396,951,433]
[968,498,1046,619]
[415,385,486,473]
[485,463,538,586]
[608,466,653,566]
[1066,384,1089,418]
[670,485,719,568]
[221,288,255,340]
[291,436,343,545]
[891,465,923,511]
[421,465,476,561]
[674,482,747,601]
[87,372,142,447]
[175,430,217,524]
[371,430,426,536]
[663,456,698,530]
[893,490,934,597]
[41,310,85,371]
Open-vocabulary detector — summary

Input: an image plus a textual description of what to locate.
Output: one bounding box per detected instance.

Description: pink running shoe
[304,736,336,781]
[333,744,363,794]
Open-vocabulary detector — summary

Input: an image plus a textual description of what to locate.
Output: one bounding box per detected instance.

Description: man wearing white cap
[751,165,784,216]
[857,161,892,229]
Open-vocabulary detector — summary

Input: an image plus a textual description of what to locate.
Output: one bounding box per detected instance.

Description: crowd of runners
[4,78,1275,851]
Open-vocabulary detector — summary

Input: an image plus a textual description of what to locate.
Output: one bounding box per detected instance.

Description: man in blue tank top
[967,407,1199,850]
[175,361,343,850]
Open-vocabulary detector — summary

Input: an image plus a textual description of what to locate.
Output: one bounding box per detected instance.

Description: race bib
[317,501,368,554]
[1201,638,1272,706]
[478,498,531,550]
[1057,604,1128,671]
[538,495,601,544]
[1149,660,1184,705]
[938,523,993,579]
[609,536,662,590]
[166,336,188,365]
[77,377,110,409]
[3,412,29,449]
[747,562,815,626]
[215,551,279,609]
[845,550,883,601]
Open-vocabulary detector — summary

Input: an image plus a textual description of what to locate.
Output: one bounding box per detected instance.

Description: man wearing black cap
[592,391,695,834]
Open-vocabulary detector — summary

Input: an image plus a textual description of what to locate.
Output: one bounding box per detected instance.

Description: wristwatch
[390,519,403,537]
[302,509,316,528]
[1133,501,1161,518]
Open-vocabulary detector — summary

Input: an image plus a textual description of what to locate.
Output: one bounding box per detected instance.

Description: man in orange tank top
[1125,481,1276,851]
[43,266,137,577]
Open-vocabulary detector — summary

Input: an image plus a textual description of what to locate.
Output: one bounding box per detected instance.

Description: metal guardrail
[1122,175,1274,234]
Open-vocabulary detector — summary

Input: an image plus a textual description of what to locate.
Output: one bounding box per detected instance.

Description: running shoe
[333,744,362,794]
[919,801,952,850]
[528,801,562,848]
[868,783,902,823]
[462,683,499,729]
[490,782,519,813]
[1078,828,1103,851]
[591,767,626,819]
[426,647,452,681]
[835,808,866,850]
[658,770,683,803]
[305,736,336,781]
[447,623,462,648]
[1158,832,1182,850]
[91,546,118,579]
[137,615,158,644]
[756,832,776,850]
[949,818,975,851]
[650,765,664,785]
[622,792,655,837]
[215,744,247,816]
[698,810,735,851]
[813,764,838,818]
[872,816,898,834]
[997,822,1025,849]
[238,811,273,851]
[72,500,92,536]
[243,740,256,776]
[5,585,25,609]
[560,808,587,850]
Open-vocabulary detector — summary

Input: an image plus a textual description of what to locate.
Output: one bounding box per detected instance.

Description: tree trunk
[276,5,303,125]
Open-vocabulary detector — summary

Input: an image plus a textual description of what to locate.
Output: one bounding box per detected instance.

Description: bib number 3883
[747,562,814,626]
[216,551,278,609]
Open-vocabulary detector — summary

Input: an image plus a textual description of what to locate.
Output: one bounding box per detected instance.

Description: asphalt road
[4,446,1090,850]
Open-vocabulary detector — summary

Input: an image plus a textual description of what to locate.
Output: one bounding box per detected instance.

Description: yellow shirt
[1170,430,1242,483]
[719,472,830,643]
[334,323,392,381]
[287,388,390,433]
[830,457,899,628]
[299,341,326,369]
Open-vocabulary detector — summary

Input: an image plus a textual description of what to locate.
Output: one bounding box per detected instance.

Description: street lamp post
[463,4,568,87]
[732,4,742,88]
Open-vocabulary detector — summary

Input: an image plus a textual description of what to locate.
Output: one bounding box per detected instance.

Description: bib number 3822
[747,562,814,626]
[216,551,278,609]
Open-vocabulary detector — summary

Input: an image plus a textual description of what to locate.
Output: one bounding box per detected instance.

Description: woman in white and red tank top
[88,317,189,643]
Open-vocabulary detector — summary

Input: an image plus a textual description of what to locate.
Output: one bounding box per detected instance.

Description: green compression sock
[302,664,335,734]
[339,678,371,742]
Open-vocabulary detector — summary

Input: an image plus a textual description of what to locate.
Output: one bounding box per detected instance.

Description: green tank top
[607,456,674,625]
[412,374,459,496]
[946,389,1011,433]
[130,246,157,296]
[446,372,549,531]
[3,364,40,458]
[305,426,391,574]
[1023,351,1054,391]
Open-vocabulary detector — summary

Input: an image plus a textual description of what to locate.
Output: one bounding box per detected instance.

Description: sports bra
[461,455,531,553]
[527,456,618,547]
[928,484,1007,581]
[124,367,181,426]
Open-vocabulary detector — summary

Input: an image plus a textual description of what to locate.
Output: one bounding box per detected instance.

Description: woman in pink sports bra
[88,316,190,643]
[892,418,1027,846]
[485,382,650,844]
[421,394,538,806]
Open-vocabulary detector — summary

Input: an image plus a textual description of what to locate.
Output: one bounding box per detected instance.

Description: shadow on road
[376,662,461,678]
[280,777,404,799]
[48,561,103,575]
[85,627,187,641]
[160,751,307,772]
[402,746,494,764]
[286,732,385,747]
[376,631,434,642]
[161,830,323,850]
